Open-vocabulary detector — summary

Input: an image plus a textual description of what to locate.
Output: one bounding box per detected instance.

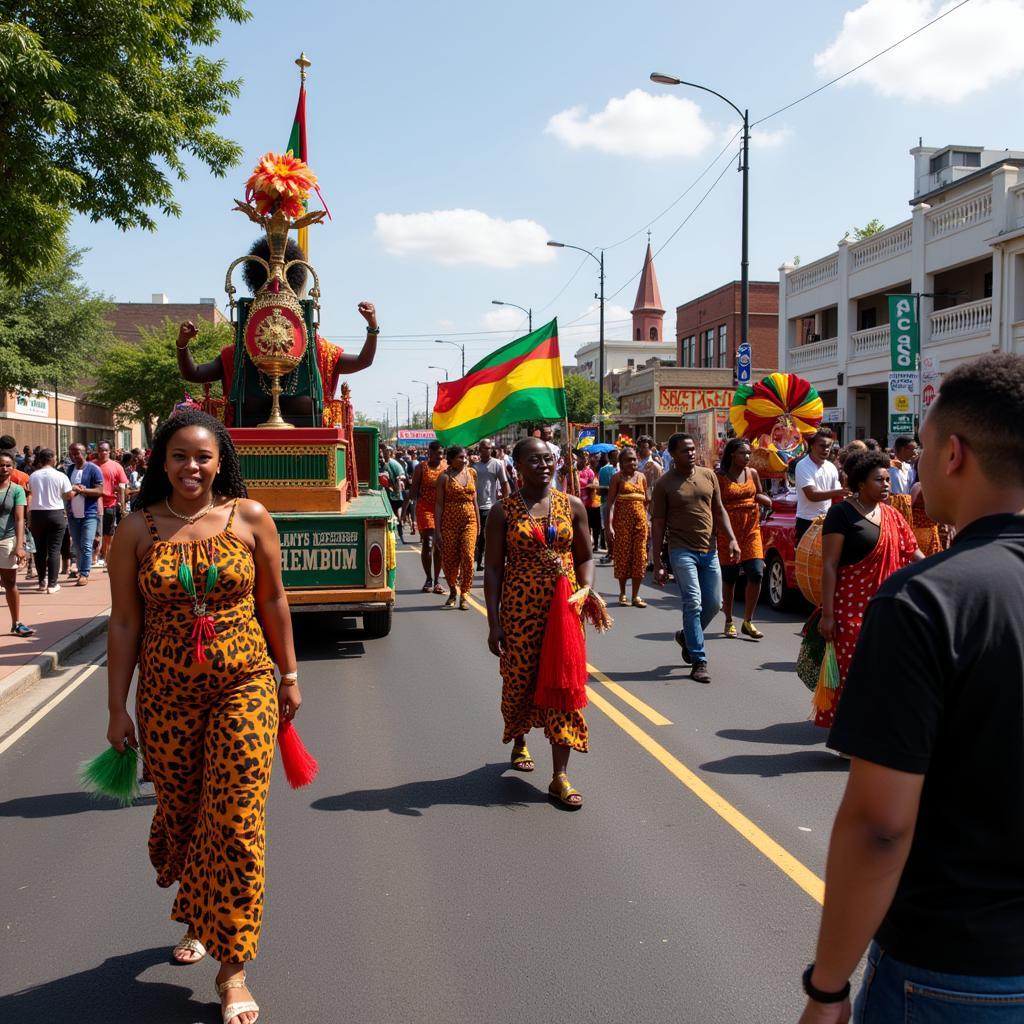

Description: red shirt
[97,458,128,509]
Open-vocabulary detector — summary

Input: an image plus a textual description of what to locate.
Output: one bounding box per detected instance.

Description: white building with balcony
[778,143,1024,441]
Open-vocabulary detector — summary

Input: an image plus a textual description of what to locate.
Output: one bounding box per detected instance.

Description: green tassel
[78,746,140,807]
[177,559,195,598]
[823,642,841,691]
[205,561,219,592]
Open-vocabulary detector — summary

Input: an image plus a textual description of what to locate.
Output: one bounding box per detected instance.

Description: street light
[651,71,749,370]
[548,240,605,439]
[397,391,410,430]
[428,365,449,381]
[491,299,532,333]
[411,379,430,429]
[435,338,465,377]
[376,400,390,437]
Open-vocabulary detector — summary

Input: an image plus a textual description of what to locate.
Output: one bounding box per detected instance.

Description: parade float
[181,148,396,637]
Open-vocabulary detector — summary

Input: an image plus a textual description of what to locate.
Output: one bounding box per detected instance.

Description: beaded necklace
[178,540,220,662]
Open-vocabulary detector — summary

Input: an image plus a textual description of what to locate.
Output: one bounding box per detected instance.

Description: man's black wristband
[802,964,851,1004]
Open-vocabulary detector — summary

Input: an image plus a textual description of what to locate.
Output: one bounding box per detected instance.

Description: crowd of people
[0,435,146,638]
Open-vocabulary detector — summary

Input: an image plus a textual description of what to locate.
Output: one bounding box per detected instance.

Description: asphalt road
[0,550,852,1024]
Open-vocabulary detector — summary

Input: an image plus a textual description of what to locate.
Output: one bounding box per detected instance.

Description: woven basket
[795,515,826,605]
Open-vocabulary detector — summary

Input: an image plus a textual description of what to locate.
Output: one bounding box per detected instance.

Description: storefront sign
[658,387,735,415]
[888,295,919,373]
[618,392,653,417]
[921,355,941,411]
[397,429,436,440]
[822,406,845,423]
[888,372,916,435]
[15,393,49,418]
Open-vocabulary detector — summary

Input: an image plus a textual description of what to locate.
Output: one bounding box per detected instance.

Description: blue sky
[69,0,1022,423]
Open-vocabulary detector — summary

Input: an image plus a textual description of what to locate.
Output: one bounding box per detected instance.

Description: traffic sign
[736,342,752,384]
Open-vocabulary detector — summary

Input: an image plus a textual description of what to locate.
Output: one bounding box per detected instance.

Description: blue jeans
[668,547,722,664]
[855,942,1024,1022]
[67,515,98,577]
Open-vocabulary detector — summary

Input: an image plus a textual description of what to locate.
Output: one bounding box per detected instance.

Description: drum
[795,515,825,605]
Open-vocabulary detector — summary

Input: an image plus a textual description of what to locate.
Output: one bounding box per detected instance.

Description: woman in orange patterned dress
[402,440,446,593]
[716,439,773,639]
[910,480,942,556]
[606,446,650,607]
[484,437,594,808]
[106,410,300,1024]
[435,445,480,609]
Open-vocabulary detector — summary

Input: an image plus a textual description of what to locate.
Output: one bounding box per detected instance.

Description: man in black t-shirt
[797,353,1024,1024]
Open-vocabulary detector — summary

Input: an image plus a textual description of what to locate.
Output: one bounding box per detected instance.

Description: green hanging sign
[888,295,919,373]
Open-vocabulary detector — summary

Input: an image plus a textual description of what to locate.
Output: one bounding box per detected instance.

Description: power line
[753,0,974,126]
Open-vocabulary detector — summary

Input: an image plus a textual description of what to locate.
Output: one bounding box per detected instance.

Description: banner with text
[888,295,919,373]
[888,371,916,435]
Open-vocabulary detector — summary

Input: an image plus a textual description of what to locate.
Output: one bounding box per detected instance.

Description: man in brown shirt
[652,433,739,683]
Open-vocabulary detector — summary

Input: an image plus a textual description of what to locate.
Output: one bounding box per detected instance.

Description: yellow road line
[585,666,672,727]
[458,589,825,906]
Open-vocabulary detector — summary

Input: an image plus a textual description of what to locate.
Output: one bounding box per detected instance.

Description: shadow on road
[0,790,155,818]
[699,749,849,778]
[310,762,549,817]
[717,720,822,746]
[0,946,215,1023]
[757,660,799,673]
[600,665,689,683]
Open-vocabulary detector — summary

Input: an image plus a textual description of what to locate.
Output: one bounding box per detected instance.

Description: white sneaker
[46,585,61,594]
[94,558,106,568]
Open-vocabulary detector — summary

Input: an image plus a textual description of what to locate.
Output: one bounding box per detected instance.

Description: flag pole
[294,52,311,259]
[563,416,579,497]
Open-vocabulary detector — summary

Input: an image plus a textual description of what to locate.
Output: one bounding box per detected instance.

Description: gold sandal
[216,973,259,1024]
[548,772,583,809]
[741,619,764,640]
[510,744,535,772]
[632,597,647,608]
[171,931,206,964]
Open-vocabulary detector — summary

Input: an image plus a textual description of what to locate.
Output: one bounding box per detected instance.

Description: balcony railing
[786,255,839,296]
[849,222,912,272]
[850,324,890,360]
[788,337,838,371]
[927,187,993,241]
[929,297,992,341]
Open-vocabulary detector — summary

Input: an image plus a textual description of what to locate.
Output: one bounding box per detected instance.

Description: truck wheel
[764,553,795,612]
[362,607,393,639]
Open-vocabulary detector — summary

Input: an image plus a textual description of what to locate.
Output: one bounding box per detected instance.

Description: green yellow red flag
[432,319,566,446]
[286,83,309,256]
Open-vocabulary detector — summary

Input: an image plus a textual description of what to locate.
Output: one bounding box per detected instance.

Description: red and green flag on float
[286,81,310,256]
[433,319,567,446]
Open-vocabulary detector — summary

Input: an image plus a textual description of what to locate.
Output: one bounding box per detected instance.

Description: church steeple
[632,240,665,342]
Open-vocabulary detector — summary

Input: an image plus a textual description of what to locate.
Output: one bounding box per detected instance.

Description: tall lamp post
[547,240,605,439]
[428,365,449,381]
[491,299,532,333]
[412,379,430,429]
[376,400,390,439]
[434,339,465,377]
[650,72,749,363]
[397,391,411,431]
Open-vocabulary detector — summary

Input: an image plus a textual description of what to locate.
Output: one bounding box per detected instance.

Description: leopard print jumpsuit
[439,468,478,595]
[499,489,588,752]
[136,502,278,963]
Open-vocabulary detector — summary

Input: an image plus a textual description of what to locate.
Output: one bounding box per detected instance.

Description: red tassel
[533,574,588,712]
[190,615,217,664]
[277,720,320,789]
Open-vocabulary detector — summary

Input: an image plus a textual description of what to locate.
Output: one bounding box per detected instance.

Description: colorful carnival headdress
[244,151,319,220]
[729,372,823,475]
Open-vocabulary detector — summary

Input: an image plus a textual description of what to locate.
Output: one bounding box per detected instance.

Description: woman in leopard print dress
[483,437,595,808]
[106,410,299,1024]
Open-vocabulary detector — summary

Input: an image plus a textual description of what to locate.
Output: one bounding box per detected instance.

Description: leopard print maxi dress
[439,469,478,596]
[499,490,588,752]
[136,502,278,963]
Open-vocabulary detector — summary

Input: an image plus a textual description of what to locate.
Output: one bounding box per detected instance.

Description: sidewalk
[0,568,111,704]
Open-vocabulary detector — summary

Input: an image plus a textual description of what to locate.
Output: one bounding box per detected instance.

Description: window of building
[718,324,727,367]
[859,308,877,331]
[984,272,993,299]
[929,151,950,174]
[649,326,658,341]
[627,358,635,368]
[953,150,981,168]
[635,328,641,340]
[703,329,715,367]
[681,334,696,367]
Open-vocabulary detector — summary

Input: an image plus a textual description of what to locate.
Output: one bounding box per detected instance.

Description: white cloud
[374,209,555,268]
[563,302,634,348]
[481,306,529,332]
[723,123,794,149]
[437,318,455,330]
[545,89,715,159]
[814,0,1024,102]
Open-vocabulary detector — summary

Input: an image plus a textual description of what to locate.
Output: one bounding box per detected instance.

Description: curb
[0,608,111,709]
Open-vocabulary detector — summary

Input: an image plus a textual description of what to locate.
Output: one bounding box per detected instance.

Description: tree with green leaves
[563,371,616,425]
[88,318,232,444]
[0,1,251,285]
[852,218,886,240]
[0,240,113,393]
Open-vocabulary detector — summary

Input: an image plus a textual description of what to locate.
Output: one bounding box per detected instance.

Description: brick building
[675,281,778,375]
